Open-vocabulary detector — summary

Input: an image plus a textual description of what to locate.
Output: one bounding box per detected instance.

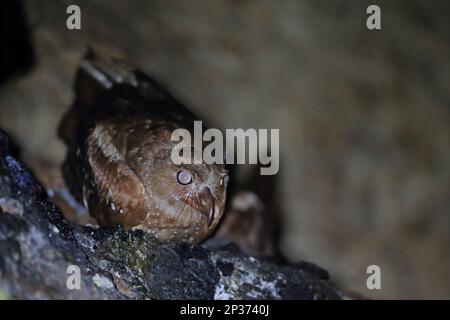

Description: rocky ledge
[0,129,344,300]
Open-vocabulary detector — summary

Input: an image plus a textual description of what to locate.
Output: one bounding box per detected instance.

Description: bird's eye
[177,170,193,185]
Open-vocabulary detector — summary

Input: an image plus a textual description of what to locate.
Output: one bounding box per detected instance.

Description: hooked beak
[185,186,215,226]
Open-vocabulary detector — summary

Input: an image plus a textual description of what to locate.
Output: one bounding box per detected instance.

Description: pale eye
[177,170,193,185]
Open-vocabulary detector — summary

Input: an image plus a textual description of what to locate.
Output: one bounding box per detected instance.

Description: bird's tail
[74,47,139,109]
[58,47,174,145]
[58,48,139,144]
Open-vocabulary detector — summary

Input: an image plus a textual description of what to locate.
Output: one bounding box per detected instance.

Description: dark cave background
[0,0,449,299]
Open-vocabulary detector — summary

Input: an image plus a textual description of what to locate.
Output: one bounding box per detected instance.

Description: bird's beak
[196,186,216,227]
[182,186,216,226]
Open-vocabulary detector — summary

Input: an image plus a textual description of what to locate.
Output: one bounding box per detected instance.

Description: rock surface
[0,129,343,300]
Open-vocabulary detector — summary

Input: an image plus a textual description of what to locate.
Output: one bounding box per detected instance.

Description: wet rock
[0,197,23,216]
[0,129,344,299]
